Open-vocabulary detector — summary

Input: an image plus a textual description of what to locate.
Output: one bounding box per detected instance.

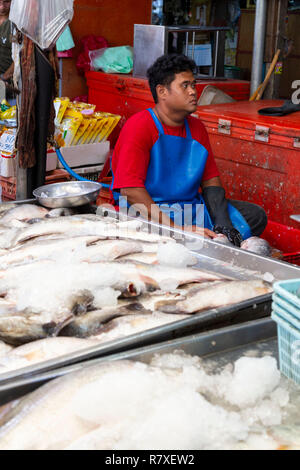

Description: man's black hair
[147,54,197,104]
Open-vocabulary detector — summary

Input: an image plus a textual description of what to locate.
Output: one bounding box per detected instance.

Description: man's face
[160,70,198,115]
[0,0,11,17]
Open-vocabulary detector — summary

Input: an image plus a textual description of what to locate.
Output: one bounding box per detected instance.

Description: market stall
[0,0,299,452]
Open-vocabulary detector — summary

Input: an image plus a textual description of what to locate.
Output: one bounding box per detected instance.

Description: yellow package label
[77,118,97,145]
[88,118,107,144]
[54,97,70,124]
[72,118,91,146]
[72,102,96,115]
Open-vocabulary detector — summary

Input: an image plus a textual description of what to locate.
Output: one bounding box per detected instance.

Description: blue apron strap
[147,108,165,135]
[184,119,192,140]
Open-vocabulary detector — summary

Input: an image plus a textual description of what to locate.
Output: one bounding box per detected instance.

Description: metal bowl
[33,181,102,209]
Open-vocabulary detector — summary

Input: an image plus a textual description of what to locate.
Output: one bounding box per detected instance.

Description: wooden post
[264,0,289,99]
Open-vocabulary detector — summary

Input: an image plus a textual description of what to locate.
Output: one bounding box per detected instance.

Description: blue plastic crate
[272,302,300,330]
[271,311,300,385]
[273,279,300,312]
[272,293,300,323]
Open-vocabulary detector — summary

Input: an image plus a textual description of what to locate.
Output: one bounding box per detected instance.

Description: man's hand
[214,225,243,247]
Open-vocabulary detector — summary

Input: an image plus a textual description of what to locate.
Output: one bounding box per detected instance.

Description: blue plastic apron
[112,108,251,239]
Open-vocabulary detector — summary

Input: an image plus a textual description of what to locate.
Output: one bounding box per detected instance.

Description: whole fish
[0,312,71,346]
[0,204,49,224]
[156,280,272,314]
[60,303,152,338]
[91,312,190,344]
[241,237,272,257]
[0,361,138,450]
[126,261,225,291]
[10,217,174,248]
[0,203,17,215]
[120,252,159,264]
[83,239,143,262]
[0,337,99,374]
[0,237,101,268]
[46,208,77,218]
[0,340,13,358]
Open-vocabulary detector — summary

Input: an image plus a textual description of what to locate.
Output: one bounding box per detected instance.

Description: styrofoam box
[57,142,110,169]
[0,151,58,178]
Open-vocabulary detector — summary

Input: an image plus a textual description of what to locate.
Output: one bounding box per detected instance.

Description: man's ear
[156,84,168,102]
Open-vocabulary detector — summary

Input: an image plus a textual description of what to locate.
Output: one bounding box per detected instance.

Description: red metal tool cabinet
[194,100,300,230]
[86,71,250,145]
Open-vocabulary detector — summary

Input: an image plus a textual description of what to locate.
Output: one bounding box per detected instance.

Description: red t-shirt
[112,110,219,190]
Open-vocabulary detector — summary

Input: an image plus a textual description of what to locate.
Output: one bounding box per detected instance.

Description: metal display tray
[0,293,272,386]
[0,318,277,406]
[0,202,298,388]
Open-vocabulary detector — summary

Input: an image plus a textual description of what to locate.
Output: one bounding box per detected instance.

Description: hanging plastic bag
[9,0,74,50]
[90,46,134,74]
[76,35,108,75]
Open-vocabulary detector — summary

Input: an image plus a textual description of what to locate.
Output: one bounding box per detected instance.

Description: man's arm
[121,187,216,238]
[201,177,243,246]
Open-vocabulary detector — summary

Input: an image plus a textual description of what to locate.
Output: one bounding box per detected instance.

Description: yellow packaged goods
[76,118,97,145]
[54,97,70,125]
[53,97,121,147]
[98,114,121,142]
[72,118,91,146]
[57,109,83,147]
[72,102,96,116]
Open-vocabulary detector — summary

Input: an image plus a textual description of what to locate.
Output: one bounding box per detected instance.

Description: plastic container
[271,279,300,384]
[271,311,300,385]
[273,279,300,312]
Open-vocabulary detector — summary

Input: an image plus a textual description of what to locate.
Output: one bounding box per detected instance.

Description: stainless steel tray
[0,318,277,406]
[0,202,297,390]
[0,293,271,387]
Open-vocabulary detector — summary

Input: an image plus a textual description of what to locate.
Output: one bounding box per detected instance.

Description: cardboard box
[57,141,110,169]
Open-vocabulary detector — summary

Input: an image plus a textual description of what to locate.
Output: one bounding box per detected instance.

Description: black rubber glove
[214,225,243,247]
[202,186,243,247]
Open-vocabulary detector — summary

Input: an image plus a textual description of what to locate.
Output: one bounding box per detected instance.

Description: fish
[214,234,233,246]
[0,203,17,215]
[0,237,101,268]
[0,340,13,358]
[0,337,99,374]
[125,261,225,291]
[0,204,49,224]
[60,303,152,338]
[0,312,70,346]
[46,208,77,218]
[241,237,272,257]
[9,217,174,248]
[90,312,190,343]
[119,252,159,264]
[156,280,273,314]
[82,239,144,262]
[0,361,136,450]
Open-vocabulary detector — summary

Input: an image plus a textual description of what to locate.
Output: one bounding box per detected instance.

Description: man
[111,54,267,246]
[0,0,13,85]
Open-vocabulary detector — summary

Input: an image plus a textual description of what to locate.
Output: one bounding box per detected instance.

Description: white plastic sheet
[9,0,74,50]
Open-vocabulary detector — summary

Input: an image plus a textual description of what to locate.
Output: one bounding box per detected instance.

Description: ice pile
[65,354,290,450]
[1,252,143,318]
[157,242,197,268]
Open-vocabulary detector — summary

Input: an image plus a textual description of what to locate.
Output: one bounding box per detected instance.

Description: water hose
[55,146,121,201]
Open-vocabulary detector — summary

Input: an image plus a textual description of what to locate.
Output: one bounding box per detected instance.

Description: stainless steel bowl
[33,181,102,208]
